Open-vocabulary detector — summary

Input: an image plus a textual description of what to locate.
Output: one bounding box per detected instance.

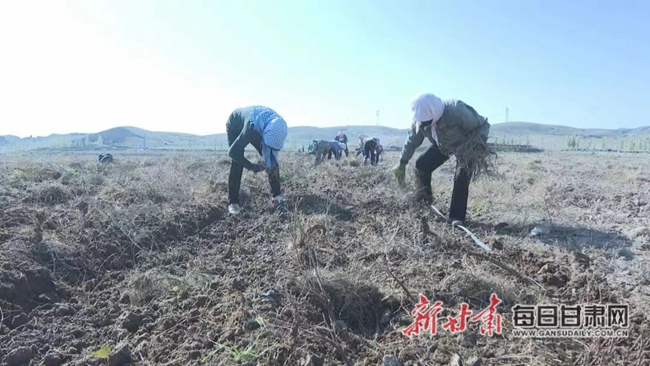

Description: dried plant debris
[0,151,648,365]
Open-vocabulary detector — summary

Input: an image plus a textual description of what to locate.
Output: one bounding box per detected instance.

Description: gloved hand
[251,163,266,173]
[393,163,406,186]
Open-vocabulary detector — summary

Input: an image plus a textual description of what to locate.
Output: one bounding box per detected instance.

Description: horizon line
[2,121,649,139]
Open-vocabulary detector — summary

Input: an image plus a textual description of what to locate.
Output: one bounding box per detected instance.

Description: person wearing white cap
[393,93,490,224]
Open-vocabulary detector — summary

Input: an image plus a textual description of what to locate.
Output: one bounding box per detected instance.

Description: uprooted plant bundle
[449,130,499,181]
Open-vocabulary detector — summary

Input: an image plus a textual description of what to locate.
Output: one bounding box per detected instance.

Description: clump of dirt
[25,184,72,205]
[123,268,210,306]
[442,270,520,306]
[0,252,56,312]
[296,194,355,220]
[30,238,88,283]
[292,269,399,336]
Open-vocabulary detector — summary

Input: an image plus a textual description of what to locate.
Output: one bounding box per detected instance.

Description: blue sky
[1,0,649,137]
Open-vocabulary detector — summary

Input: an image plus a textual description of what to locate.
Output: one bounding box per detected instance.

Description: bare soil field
[1,150,649,366]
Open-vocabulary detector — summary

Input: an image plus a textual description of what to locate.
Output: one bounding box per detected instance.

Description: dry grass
[0,150,649,365]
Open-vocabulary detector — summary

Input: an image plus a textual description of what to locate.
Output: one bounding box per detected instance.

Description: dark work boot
[414,169,433,205]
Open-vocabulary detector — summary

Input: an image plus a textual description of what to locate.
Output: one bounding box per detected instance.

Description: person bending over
[326,140,343,160]
[357,135,379,166]
[393,93,491,224]
[308,139,334,166]
[374,141,383,164]
[334,131,349,157]
[226,105,288,215]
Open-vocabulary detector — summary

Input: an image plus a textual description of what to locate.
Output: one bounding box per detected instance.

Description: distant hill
[0,135,20,146]
[489,122,650,137]
[1,122,649,152]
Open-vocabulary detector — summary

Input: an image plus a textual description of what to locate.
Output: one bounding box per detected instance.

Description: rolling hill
[1,122,649,152]
[489,122,650,137]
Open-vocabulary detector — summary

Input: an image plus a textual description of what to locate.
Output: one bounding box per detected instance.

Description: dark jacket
[399,100,490,164]
[226,108,265,171]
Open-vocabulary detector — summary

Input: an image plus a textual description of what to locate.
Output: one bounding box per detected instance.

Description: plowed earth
[1,151,649,365]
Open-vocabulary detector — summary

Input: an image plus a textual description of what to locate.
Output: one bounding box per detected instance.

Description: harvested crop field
[1,150,649,366]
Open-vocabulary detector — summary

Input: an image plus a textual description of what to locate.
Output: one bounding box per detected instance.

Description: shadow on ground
[467,221,633,251]
[293,194,354,221]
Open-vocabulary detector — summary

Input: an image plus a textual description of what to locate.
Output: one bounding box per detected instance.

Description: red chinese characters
[401,294,444,336]
[470,293,503,336]
[442,303,472,333]
[403,293,503,337]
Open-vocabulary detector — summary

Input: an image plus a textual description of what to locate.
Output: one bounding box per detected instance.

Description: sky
[1,0,649,138]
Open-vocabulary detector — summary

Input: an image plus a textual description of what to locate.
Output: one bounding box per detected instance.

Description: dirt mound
[289,269,400,336]
[0,252,55,313]
[25,184,72,205]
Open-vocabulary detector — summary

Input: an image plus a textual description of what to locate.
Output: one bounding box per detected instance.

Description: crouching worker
[326,140,343,161]
[374,140,383,164]
[309,140,332,166]
[337,142,348,158]
[226,105,288,215]
[360,139,383,164]
[98,153,114,163]
[392,93,493,224]
[334,131,349,157]
[357,135,379,165]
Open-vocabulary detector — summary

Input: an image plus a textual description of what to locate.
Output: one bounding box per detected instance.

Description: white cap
[411,93,444,123]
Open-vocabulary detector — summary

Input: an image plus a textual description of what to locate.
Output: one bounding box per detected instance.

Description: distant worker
[356,135,380,165]
[337,141,348,158]
[374,140,384,164]
[325,140,344,160]
[309,139,343,165]
[309,139,331,166]
[392,93,491,224]
[334,131,349,157]
[328,140,343,160]
[360,139,383,164]
[226,105,289,216]
[98,153,114,163]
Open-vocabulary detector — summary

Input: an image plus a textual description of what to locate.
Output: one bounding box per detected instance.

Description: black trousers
[334,138,349,157]
[373,150,381,165]
[415,144,472,222]
[327,149,342,160]
[226,117,281,205]
[363,140,377,165]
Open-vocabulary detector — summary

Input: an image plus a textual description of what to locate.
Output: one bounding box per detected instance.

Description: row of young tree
[567,136,650,151]
[55,135,104,148]
[493,135,531,146]
[7,135,105,151]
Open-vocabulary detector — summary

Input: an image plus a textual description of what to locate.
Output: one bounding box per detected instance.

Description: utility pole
[376,110,379,126]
